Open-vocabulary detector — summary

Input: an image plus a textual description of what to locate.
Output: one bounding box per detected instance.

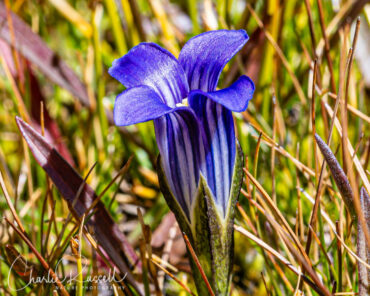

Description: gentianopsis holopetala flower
[110,30,254,295]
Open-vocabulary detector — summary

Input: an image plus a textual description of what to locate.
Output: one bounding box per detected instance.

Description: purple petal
[154,109,204,219]
[109,43,189,107]
[189,75,254,112]
[178,29,249,91]
[113,85,173,126]
[189,96,235,215]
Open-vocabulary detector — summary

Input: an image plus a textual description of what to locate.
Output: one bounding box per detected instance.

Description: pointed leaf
[315,133,355,217]
[15,117,141,293]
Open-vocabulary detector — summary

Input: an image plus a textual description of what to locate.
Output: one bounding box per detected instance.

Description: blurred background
[0,0,369,295]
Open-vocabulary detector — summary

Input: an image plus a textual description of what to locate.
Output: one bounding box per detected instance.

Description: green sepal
[156,141,244,296]
[198,141,244,295]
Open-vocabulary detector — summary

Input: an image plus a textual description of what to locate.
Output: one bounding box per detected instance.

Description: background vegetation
[0,0,369,295]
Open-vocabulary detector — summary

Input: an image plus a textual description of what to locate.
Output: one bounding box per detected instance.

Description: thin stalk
[151,259,195,296]
[77,215,85,296]
[311,60,319,185]
[187,0,199,34]
[104,0,127,55]
[182,233,215,296]
[92,4,107,159]
[335,221,342,291]
[316,0,336,92]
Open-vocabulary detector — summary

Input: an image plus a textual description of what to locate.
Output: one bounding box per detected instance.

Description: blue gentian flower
[109,29,254,221]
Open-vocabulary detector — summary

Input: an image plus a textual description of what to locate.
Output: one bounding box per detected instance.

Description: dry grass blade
[342,18,361,174]
[248,123,315,177]
[0,54,29,122]
[138,238,150,296]
[324,103,370,252]
[5,217,70,296]
[316,0,336,92]
[244,169,310,264]
[309,225,336,280]
[305,38,351,259]
[237,201,295,291]
[151,259,195,296]
[360,188,370,236]
[324,103,370,206]
[303,0,317,56]
[357,187,370,296]
[244,168,338,295]
[336,221,343,291]
[182,233,215,296]
[0,170,24,232]
[295,144,305,242]
[48,162,96,263]
[81,227,135,296]
[311,59,319,183]
[148,0,178,55]
[326,92,370,124]
[315,0,367,59]
[301,188,370,269]
[237,201,257,235]
[137,208,161,295]
[4,245,39,282]
[277,226,332,296]
[240,189,330,295]
[84,156,133,217]
[152,254,178,273]
[234,225,328,296]
[156,223,177,289]
[261,272,271,296]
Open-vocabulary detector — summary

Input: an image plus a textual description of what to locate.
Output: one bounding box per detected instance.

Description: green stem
[187,0,200,34]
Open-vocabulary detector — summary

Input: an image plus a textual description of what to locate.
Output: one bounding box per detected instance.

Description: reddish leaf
[27,63,75,165]
[0,38,24,83]
[0,3,89,106]
[16,117,142,293]
[0,28,74,165]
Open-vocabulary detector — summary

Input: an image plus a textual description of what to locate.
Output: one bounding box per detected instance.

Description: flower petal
[113,85,173,126]
[154,109,204,219]
[109,43,189,107]
[178,29,249,91]
[189,95,235,215]
[189,75,254,112]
